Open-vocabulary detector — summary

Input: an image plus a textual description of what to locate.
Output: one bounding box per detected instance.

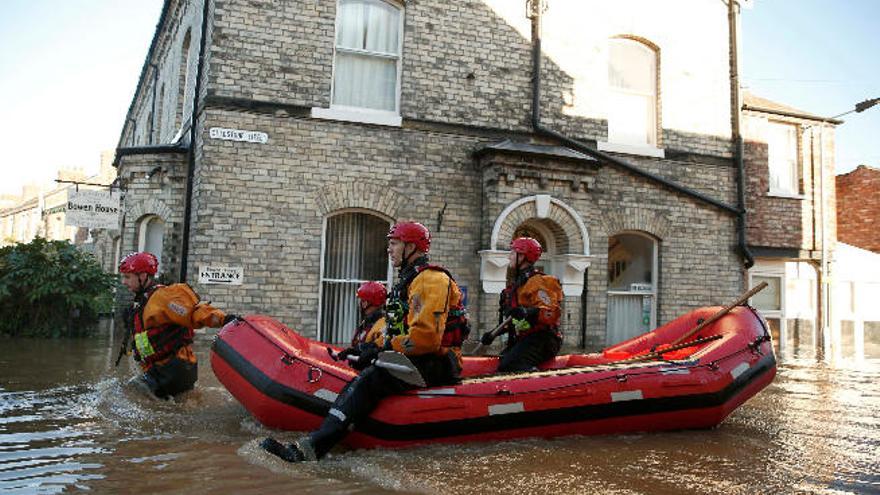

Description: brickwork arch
[598,207,672,239]
[314,181,411,219]
[127,197,175,223]
[491,195,589,255]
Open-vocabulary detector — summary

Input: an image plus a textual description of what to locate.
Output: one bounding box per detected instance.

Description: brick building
[105,0,758,349]
[836,165,880,254]
[0,152,117,249]
[741,93,839,354]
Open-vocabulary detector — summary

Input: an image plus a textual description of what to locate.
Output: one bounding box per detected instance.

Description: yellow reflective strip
[134,332,155,357]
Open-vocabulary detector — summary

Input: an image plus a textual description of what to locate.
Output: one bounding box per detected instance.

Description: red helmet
[119,252,159,275]
[356,281,387,307]
[387,222,431,252]
[510,237,542,263]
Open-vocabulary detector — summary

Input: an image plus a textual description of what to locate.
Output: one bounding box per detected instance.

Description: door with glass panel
[606,232,658,345]
[319,211,392,344]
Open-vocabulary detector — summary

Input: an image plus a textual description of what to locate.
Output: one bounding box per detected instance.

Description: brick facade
[113,0,749,350]
[837,165,880,254]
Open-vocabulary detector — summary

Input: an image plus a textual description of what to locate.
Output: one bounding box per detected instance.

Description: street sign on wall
[65,190,121,229]
[199,265,244,285]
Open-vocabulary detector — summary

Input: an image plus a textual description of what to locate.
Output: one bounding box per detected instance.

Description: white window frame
[317,208,394,343]
[766,121,801,197]
[600,37,663,157]
[311,0,404,127]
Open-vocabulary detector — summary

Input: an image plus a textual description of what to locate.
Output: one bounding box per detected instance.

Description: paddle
[461,316,513,356]
[328,348,426,387]
[670,281,768,345]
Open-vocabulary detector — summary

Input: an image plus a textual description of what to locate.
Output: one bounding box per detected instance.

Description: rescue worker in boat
[118,252,239,399]
[261,221,469,462]
[480,237,563,372]
[334,281,387,361]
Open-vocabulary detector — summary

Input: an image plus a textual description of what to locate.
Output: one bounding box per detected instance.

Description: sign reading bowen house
[65,190,121,229]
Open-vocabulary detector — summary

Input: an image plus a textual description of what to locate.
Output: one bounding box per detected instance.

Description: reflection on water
[1,327,878,494]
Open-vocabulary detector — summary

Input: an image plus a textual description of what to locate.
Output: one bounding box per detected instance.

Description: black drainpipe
[180,0,211,282]
[528,2,749,263]
[729,0,755,269]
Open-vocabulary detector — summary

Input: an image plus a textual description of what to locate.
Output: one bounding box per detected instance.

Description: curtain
[334,0,400,111]
[320,212,390,343]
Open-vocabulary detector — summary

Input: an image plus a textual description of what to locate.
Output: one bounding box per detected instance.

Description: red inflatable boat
[211,305,776,449]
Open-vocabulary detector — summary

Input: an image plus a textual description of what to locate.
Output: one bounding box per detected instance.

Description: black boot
[260,437,308,463]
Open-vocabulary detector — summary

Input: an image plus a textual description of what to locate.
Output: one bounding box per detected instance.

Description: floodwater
[1,326,878,495]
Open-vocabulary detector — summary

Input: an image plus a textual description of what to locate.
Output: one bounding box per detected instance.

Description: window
[332,0,402,112]
[137,215,165,273]
[607,38,658,147]
[767,122,799,195]
[319,211,392,344]
[174,29,192,136]
[752,275,782,313]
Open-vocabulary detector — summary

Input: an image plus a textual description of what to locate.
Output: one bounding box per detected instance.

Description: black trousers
[497,331,561,372]
[308,352,460,458]
[143,356,198,399]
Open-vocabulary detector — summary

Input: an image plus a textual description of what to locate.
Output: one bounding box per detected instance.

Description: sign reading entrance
[209,127,268,144]
[65,190,121,229]
[199,265,244,285]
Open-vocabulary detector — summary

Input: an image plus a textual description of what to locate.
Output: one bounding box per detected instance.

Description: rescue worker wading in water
[480,237,563,372]
[118,252,237,399]
[261,221,468,462]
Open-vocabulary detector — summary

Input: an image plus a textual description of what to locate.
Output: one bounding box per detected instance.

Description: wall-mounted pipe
[528,2,749,262]
[180,0,211,283]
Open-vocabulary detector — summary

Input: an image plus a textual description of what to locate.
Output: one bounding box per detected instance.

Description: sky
[0,0,877,197]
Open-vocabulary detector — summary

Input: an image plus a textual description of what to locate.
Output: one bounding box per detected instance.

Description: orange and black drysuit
[350,309,385,347]
[497,267,563,372]
[304,256,466,460]
[126,283,226,399]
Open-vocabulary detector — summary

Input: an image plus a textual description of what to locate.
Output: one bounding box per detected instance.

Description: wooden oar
[670,281,768,345]
[461,316,513,356]
[329,349,427,387]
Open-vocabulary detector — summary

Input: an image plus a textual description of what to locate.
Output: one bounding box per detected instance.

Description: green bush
[0,237,117,337]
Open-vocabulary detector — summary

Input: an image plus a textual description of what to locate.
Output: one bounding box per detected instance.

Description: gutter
[179,0,211,282]
[527,2,748,262]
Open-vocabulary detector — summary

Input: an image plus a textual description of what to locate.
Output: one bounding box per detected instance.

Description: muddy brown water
[1,328,878,494]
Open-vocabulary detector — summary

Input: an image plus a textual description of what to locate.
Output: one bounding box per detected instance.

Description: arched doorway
[606,232,658,344]
[137,215,165,273]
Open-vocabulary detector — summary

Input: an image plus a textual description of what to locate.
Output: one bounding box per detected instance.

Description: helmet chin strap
[401,243,418,270]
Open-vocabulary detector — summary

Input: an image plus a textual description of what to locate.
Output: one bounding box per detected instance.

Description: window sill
[766,191,805,200]
[311,106,402,127]
[597,141,665,158]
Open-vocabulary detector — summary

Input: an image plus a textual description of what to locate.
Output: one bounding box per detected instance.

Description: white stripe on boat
[489,402,524,415]
[328,408,347,422]
[313,388,338,402]
[660,367,691,375]
[417,388,457,398]
[730,362,750,379]
[611,390,643,402]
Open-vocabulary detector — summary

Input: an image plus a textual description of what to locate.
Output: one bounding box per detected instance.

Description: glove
[352,343,380,371]
[222,314,242,325]
[334,346,357,361]
[480,332,496,346]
